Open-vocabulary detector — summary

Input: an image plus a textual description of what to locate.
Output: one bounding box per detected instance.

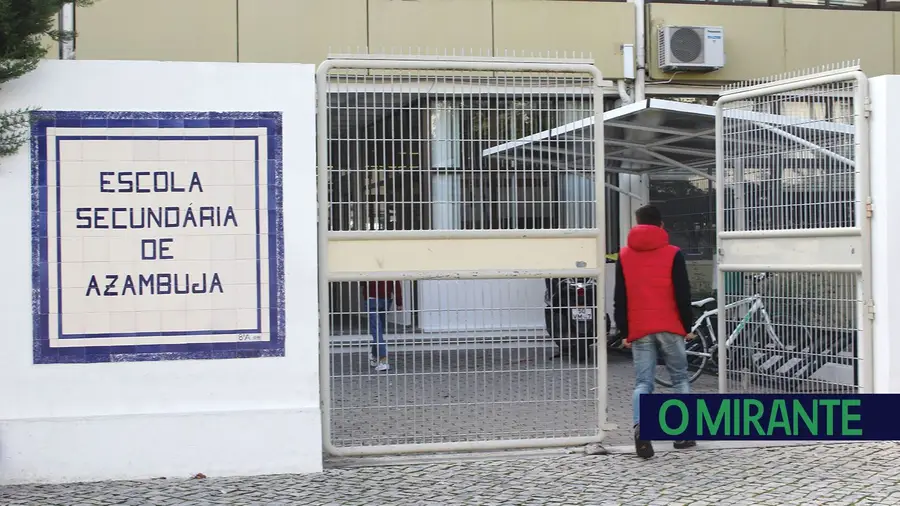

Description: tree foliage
[0,0,94,157]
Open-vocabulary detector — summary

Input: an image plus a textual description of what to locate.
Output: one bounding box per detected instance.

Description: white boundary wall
[0,60,321,484]
[869,75,900,393]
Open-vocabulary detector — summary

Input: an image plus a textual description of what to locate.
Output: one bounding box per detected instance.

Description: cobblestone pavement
[3,442,899,505]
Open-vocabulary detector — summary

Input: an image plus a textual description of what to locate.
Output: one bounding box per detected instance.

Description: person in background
[614,205,696,459]
[365,280,403,372]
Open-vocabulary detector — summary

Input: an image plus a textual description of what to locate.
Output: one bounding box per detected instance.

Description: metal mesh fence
[720,83,856,233]
[720,271,859,394]
[325,71,615,235]
[320,58,619,452]
[328,279,600,447]
[717,67,864,394]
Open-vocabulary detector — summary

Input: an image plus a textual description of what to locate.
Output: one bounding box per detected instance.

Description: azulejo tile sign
[30,111,285,363]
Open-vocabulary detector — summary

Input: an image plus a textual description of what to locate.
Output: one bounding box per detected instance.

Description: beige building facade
[53,0,900,84]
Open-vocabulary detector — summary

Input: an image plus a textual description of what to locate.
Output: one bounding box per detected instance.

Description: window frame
[647,0,878,8]
[772,0,877,10]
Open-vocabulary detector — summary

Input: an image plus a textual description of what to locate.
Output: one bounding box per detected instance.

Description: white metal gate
[317,55,610,456]
[714,65,872,394]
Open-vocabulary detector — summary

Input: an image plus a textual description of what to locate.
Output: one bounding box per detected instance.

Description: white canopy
[482,98,854,184]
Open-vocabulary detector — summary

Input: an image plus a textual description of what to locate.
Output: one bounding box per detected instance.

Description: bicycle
[654,273,810,388]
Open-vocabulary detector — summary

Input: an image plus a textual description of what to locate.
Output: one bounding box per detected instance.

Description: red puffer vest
[620,225,685,342]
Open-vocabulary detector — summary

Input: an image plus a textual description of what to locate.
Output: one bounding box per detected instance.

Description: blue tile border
[30,111,285,364]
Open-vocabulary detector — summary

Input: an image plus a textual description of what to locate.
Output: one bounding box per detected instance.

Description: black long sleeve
[613,259,628,337]
[671,250,693,334]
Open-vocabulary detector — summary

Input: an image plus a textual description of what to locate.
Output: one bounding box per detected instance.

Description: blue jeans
[367,298,391,359]
[632,332,690,426]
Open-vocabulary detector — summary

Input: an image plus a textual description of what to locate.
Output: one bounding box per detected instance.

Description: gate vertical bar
[854,74,873,393]
[592,67,608,434]
[714,96,727,394]
[316,60,333,450]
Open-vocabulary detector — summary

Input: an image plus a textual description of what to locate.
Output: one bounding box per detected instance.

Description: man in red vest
[614,205,696,458]
[365,280,403,372]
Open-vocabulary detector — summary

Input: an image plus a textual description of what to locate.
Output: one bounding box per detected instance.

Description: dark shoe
[634,424,654,459]
[674,440,697,449]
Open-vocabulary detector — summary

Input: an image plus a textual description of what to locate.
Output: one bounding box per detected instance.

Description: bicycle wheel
[654,329,711,388]
[688,326,715,372]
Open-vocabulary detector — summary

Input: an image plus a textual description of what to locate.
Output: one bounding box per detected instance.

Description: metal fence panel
[714,64,872,394]
[317,56,609,456]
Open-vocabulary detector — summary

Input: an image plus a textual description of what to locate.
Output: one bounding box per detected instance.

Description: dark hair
[635,205,662,226]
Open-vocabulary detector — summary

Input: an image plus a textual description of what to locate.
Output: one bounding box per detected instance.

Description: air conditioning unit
[658,26,725,72]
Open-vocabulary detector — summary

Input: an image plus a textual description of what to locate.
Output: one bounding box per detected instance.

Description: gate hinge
[864,96,872,118]
[867,299,876,321]
[866,197,874,218]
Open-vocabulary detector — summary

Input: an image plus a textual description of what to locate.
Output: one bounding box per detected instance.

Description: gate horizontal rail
[719,227,860,239]
[327,229,603,240]
[328,269,603,283]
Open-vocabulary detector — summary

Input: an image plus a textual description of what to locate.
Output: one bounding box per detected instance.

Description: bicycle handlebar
[749,272,782,284]
[705,272,774,302]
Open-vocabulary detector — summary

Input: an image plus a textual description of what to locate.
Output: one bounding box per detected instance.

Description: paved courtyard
[330,344,720,448]
[3,442,899,505]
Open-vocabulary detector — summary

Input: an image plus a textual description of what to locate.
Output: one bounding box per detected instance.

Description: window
[650,0,768,4]
[774,0,875,8]
[649,0,881,7]
[461,173,562,230]
[650,174,716,261]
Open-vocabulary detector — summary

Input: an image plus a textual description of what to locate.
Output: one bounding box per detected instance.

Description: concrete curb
[325,440,862,468]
